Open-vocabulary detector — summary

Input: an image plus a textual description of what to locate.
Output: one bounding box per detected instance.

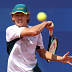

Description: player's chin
[16,23,23,27]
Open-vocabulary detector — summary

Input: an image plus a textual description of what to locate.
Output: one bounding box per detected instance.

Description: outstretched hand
[61,52,72,65]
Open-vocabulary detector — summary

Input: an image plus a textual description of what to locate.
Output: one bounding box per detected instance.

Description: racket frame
[47,35,58,63]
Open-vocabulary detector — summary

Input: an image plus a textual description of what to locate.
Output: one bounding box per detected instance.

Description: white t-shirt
[6,25,44,72]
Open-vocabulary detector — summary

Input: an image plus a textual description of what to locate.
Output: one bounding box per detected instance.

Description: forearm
[37,48,63,62]
[38,49,72,65]
[45,51,63,62]
[20,21,47,37]
[29,21,47,35]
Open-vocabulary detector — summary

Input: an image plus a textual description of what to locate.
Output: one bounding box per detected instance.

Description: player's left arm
[37,48,62,61]
[37,48,72,65]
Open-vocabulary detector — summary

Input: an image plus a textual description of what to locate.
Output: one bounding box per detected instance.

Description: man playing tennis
[6,4,72,72]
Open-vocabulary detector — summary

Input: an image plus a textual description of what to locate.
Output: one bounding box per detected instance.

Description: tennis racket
[47,30,58,63]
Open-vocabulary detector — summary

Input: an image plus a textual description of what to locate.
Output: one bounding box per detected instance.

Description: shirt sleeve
[6,26,24,42]
[37,33,44,49]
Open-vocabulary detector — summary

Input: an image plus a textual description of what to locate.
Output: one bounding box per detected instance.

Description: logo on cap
[17,8,24,9]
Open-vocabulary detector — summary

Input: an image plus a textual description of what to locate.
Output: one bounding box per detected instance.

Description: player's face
[12,12,29,27]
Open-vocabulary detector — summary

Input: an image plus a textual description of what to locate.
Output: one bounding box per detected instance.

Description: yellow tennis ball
[37,12,47,22]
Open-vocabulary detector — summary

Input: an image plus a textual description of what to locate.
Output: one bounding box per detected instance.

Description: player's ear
[11,15,15,21]
[10,13,15,22]
[27,14,30,19]
[27,11,30,19]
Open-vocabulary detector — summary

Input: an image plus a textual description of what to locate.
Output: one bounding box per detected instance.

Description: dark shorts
[33,64,41,72]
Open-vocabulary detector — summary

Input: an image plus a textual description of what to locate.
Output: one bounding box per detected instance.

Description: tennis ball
[37,12,47,22]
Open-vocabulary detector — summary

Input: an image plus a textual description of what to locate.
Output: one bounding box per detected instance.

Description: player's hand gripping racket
[47,30,58,63]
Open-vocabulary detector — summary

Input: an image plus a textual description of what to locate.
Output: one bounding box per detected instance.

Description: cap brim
[12,11,28,14]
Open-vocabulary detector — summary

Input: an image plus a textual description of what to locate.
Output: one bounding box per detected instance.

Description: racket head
[47,35,58,63]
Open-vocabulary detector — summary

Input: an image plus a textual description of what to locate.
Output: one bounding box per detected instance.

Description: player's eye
[16,15,19,17]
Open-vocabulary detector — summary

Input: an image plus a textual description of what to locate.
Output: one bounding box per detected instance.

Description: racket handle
[49,30,53,36]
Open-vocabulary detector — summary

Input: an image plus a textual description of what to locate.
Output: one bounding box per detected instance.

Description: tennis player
[6,4,72,72]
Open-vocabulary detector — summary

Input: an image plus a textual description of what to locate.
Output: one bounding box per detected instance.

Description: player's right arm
[20,21,54,37]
